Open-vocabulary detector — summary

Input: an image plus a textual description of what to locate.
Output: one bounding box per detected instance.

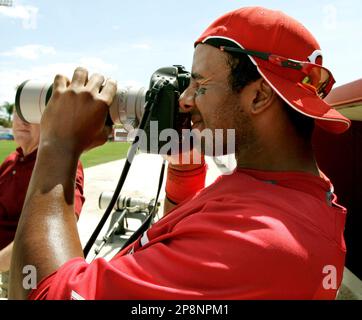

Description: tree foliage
[0,101,14,124]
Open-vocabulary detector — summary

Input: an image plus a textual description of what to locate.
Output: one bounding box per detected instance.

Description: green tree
[2,102,14,122]
[0,118,11,128]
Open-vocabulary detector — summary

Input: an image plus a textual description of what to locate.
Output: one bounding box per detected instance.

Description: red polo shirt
[0,148,85,250]
[29,169,347,300]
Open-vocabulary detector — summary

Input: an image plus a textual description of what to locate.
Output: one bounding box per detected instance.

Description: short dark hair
[225,51,261,92]
[225,52,315,141]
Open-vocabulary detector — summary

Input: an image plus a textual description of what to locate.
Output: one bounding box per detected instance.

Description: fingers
[53,67,117,106]
[86,73,105,94]
[70,67,88,89]
[99,78,117,106]
[53,74,70,91]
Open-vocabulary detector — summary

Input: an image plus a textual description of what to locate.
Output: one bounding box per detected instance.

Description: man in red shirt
[0,111,85,298]
[9,7,350,300]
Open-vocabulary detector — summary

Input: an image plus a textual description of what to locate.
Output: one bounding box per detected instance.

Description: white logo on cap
[308,50,323,64]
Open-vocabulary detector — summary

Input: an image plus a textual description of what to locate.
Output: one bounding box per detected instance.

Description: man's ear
[250,79,276,115]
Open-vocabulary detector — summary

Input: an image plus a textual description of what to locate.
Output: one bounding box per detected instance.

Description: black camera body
[140,65,191,154]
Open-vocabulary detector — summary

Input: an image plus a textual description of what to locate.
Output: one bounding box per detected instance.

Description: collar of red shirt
[15,147,38,163]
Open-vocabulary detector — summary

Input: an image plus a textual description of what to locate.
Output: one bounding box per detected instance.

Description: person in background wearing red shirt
[9,7,351,300]
[0,110,85,299]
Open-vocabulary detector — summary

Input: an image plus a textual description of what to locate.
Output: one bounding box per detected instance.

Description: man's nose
[179,87,195,112]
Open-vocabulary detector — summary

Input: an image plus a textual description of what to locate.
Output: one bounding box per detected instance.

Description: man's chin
[13,136,30,147]
[191,122,204,131]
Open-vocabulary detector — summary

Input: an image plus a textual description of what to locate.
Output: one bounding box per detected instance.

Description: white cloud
[1,45,56,60]
[0,4,38,29]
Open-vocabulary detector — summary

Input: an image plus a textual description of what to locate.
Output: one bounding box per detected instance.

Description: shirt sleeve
[27,200,328,300]
[0,153,14,174]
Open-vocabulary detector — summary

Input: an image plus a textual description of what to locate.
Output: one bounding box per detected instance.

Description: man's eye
[195,87,207,97]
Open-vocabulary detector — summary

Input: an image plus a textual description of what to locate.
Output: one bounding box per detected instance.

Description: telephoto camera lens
[15,80,147,131]
[99,192,152,212]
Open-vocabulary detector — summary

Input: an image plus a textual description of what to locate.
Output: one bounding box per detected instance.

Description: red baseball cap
[195,7,351,134]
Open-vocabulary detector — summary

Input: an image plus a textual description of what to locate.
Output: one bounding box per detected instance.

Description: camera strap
[119,159,166,251]
[83,79,167,258]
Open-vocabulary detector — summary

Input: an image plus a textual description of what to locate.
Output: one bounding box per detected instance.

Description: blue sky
[0,0,361,105]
